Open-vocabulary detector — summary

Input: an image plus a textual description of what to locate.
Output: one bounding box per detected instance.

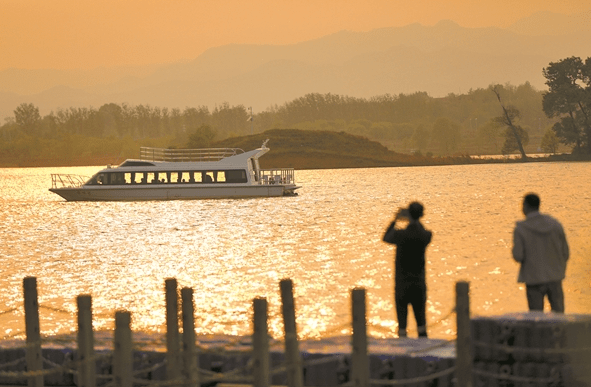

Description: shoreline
[1,153,590,170]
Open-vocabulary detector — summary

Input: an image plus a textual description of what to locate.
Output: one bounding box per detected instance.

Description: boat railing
[140,147,245,162]
[51,174,88,189]
[258,168,296,185]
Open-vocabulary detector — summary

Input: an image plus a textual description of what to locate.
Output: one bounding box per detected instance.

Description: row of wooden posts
[18,277,473,387]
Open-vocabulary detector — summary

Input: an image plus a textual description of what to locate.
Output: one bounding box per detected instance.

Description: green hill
[212,129,467,169]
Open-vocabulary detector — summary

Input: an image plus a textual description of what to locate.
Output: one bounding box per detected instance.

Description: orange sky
[1,0,590,70]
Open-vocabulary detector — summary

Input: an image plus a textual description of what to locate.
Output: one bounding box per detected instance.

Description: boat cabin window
[169,172,181,184]
[110,173,124,185]
[225,170,247,183]
[129,172,143,184]
[179,172,191,183]
[215,171,225,183]
[87,169,247,185]
[86,173,104,185]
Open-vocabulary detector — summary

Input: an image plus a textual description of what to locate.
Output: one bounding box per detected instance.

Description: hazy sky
[2,0,590,71]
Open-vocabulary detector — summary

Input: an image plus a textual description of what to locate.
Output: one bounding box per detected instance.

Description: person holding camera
[383,201,432,338]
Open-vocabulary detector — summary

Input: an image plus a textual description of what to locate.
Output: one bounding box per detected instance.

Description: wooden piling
[253,297,270,387]
[23,277,43,387]
[77,295,95,387]
[279,279,303,387]
[165,278,181,381]
[181,287,199,387]
[455,281,473,387]
[351,288,369,387]
[113,311,132,387]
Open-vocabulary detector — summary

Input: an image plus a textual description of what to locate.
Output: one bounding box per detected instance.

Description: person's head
[522,193,540,215]
[408,201,424,220]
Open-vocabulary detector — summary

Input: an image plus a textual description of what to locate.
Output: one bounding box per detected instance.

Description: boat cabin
[87,168,249,186]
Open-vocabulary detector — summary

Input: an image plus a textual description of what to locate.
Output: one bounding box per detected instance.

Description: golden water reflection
[0,163,590,343]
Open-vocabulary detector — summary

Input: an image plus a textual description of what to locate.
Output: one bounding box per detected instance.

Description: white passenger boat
[49,141,300,201]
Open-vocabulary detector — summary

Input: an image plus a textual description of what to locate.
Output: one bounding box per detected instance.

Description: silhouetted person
[512,193,569,312]
[383,201,432,338]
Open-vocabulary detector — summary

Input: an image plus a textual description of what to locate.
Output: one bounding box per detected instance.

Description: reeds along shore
[1,277,590,387]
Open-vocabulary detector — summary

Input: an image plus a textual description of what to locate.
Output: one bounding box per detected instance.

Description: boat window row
[87,170,248,185]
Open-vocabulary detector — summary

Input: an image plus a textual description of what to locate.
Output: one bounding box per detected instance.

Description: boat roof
[100,146,269,172]
[139,146,244,162]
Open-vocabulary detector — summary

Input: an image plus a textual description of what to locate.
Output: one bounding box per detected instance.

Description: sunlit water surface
[1,163,590,346]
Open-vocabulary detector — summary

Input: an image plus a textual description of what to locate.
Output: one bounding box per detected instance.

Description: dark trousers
[526,281,565,313]
[395,282,427,335]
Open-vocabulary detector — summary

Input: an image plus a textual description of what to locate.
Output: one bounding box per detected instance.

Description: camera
[397,208,410,219]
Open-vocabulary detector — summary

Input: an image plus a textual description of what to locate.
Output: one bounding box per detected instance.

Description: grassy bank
[1,129,587,169]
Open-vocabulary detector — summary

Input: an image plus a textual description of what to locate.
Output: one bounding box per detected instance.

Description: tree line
[1,56,590,166]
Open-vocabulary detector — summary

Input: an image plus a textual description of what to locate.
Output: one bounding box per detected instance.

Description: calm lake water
[1,162,590,345]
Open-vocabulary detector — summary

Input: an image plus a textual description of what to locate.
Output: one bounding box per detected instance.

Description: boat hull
[49,184,299,201]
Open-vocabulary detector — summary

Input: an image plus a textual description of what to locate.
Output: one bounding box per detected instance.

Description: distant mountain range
[1,10,590,121]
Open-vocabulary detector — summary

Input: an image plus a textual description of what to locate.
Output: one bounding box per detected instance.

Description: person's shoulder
[417,222,431,233]
[416,222,432,237]
[418,221,431,231]
[513,219,529,235]
[407,222,421,231]
[514,218,526,227]
[541,212,559,220]
[542,213,565,228]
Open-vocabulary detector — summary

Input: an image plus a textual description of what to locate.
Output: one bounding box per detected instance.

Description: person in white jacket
[512,193,569,312]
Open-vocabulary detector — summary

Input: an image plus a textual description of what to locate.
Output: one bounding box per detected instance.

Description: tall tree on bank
[186,124,217,148]
[14,103,41,135]
[491,86,528,159]
[431,117,461,155]
[541,127,560,154]
[542,56,591,154]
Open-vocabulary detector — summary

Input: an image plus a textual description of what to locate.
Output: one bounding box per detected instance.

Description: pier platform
[2,311,591,387]
[0,335,456,386]
[2,278,589,386]
[472,311,591,386]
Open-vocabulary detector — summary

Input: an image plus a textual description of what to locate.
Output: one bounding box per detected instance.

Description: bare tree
[491,86,528,159]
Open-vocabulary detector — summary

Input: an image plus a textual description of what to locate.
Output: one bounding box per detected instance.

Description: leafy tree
[183,106,210,134]
[186,125,216,148]
[134,104,159,138]
[14,103,41,135]
[411,124,429,151]
[431,117,461,155]
[38,113,59,139]
[477,121,503,154]
[99,103,125,137]
[1,117,17,143]
[542,56,591,153]
[167,108,185,144]
[540,127,560,154]
[211,102,249,137]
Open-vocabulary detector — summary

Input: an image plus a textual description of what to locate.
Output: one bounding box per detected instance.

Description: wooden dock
[1,277,589,386]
